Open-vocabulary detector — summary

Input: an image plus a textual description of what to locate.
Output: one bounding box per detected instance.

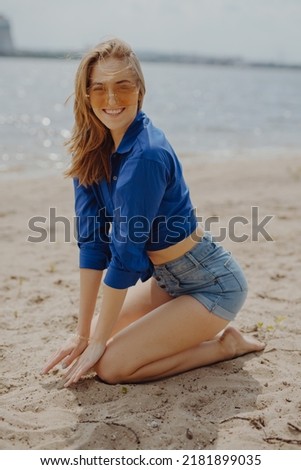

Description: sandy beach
[0,153,301,450]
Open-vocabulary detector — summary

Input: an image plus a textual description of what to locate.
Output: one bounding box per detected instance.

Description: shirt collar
[116,110,147,154]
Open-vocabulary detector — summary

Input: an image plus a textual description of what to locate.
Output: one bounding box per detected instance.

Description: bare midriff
[147,225,204,266]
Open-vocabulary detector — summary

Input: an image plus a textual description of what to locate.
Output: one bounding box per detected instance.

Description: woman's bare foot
[219,326,265,359]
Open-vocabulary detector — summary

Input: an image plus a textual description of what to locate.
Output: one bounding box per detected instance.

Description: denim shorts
[153,232,248,321]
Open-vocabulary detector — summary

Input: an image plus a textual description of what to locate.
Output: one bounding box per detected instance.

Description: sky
[1,0,301,64]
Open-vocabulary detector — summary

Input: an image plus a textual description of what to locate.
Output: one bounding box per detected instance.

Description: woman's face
[88,57,139,145]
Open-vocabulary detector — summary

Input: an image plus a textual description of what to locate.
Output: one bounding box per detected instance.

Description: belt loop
[185,251,199,267]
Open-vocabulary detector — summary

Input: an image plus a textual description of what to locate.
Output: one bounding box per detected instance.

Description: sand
[0,154,301,450]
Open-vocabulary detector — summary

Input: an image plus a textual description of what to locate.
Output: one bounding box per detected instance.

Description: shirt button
[113,176,117,181]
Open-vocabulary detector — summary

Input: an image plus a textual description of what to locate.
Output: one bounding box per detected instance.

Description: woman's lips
[103,108,125,115]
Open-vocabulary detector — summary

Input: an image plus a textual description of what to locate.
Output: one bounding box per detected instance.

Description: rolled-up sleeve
[103,154,169,289]
[73,178,111,271]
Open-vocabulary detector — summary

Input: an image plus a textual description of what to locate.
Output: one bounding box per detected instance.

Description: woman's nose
[107,90,118,105]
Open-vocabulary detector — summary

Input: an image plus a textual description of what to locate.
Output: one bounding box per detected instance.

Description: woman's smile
[103,107,125,116]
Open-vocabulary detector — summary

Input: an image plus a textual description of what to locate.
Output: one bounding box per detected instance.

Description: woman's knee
[94,347,125,385]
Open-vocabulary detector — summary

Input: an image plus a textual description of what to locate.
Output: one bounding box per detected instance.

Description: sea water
[0,57,300,178]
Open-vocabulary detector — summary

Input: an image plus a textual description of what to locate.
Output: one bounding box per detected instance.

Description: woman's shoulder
[135,117,176,167]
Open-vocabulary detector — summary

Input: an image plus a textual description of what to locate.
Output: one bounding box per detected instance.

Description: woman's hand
[41,334,89,375]
[63,341,106,387]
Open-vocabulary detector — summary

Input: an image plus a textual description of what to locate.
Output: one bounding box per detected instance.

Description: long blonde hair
[65,38,146,186]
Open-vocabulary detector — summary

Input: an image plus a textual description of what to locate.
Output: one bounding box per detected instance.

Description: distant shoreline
[1,49,301,71]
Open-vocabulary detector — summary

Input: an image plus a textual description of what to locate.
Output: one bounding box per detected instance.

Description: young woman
[42,38,264,387]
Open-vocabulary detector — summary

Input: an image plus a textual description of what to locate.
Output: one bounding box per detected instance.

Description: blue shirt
[74,111,197,289]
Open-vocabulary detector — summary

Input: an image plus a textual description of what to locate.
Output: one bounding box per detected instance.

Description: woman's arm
[41,268,103,374]
[62,284,127,387]
[42,179,111,376]
[91,283,127,343]
[76,268,103,338]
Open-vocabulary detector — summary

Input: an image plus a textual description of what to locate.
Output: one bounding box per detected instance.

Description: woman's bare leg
[95,295,264,384]
[91,277,173,337]
[118,327,264,382]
